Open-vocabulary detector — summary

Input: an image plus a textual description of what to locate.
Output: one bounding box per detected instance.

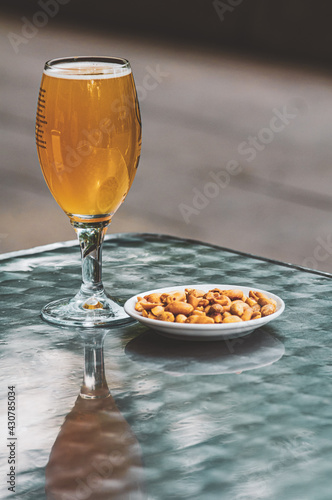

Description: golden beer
[36,60,141,222]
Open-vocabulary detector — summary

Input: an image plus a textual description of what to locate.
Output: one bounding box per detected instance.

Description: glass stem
[72,221,109,297]
[80,331,110,399]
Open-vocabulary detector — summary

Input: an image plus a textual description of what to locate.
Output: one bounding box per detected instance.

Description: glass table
[0,233,331,499]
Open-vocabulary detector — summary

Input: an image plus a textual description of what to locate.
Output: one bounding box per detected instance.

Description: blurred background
[1,0,332,271]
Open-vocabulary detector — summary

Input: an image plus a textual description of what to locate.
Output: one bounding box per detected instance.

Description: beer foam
[44,61,132,79]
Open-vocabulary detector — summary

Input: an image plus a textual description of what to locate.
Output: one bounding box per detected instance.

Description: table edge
[0,232,331,279]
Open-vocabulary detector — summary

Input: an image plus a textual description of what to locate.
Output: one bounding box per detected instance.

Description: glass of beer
[35,56,141,327]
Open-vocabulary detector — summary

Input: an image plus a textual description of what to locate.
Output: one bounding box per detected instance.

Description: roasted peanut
[208,303,223,315]
[210,313,223,323]
[144,293,163,303]
[249,290,259,301]
[185,288,205,297]
[166,291,186,303]
[204,292,215,301]
[198,298,210,307]
[223,315,243,323]
[187,294,200,309]
[233,299,250,310]
[259,298,276,309]
[141,301,162,311]
[252,311,262,320]
[213,295,231,307]
[165,301,194,316]
[222,289,244,301]
[151,305,165,316]
[261,304,276,317]
[241,307,253,321]
[192,309,206,316]
[135,300,145,312]
[230,301,245,317]
[257,296,277,309]
[223,311,231,318]
[175,314,187,323]
[186,315,214,324]
[160,293,170,302]
[254,291,267,300]
[220,305,231,312]
[158,311,175,322]
[246,297,258,308]
[211,293,222,301]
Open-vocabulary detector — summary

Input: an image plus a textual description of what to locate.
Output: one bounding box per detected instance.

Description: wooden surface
[1,13,332,272]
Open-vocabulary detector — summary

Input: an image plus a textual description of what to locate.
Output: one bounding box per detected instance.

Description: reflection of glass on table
[46,329,145,499]
[46,396,145,500]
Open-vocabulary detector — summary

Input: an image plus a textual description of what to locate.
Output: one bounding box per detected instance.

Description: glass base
[41,289,134,328]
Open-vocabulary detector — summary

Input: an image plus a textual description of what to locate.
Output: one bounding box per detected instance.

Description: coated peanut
[210,313,223,323]
[222,290,244,301]
[175,314,187,323]
[144,293,163,303]
[165,301,194,316]
[230,302,245,317]
[158,311,175,322]
[261,304,276,317]
[165,291,186,303]
[186,315,214,324]
[187,294,200,309]
[241,308,253,322]
[223,315,243,323]
[151,305,165,316]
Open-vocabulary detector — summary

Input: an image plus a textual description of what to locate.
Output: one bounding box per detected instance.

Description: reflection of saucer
[125,329,284,375]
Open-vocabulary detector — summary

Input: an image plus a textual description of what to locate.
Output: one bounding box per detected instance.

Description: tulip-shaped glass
[36,56,141,327]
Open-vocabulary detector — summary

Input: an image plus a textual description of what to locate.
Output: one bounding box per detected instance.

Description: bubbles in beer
[44,61,132,79]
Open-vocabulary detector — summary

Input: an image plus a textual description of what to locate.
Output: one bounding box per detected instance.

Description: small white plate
[124,284,285,341]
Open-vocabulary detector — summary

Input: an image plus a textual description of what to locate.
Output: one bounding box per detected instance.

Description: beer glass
[36,56,141,327]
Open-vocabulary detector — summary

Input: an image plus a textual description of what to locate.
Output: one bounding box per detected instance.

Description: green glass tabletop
[0,233,331,500]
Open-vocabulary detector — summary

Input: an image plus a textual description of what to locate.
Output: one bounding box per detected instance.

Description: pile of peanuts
[135,288,277,324]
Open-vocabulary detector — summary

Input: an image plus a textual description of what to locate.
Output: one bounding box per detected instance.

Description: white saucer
[124,284,285,341]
